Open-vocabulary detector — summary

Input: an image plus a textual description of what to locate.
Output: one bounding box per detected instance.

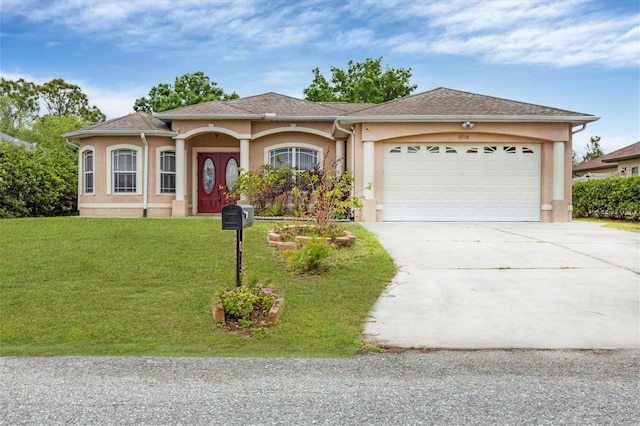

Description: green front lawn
[0,217,395,357]
[575,217,640,233]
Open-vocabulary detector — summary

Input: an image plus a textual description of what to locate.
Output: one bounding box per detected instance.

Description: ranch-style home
[572,141,640,182]
[63,87,598,222]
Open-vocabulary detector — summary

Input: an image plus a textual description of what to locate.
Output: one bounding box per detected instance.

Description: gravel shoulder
[2,350,639,425]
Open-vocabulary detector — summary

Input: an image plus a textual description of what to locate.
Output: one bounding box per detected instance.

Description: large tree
[38,79,105,123]
[0,77,105,137]
[0,78,40,134]
[134,71,239,113]
[303,57,417,103]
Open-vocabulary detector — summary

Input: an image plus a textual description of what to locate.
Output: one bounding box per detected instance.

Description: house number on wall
[458,135,470,140]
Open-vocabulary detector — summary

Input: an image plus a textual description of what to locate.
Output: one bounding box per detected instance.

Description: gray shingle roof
[157,92,347,118]
[65,88,598,138]
[346,87,594,117]
[62,112,175,138]
[601,141,640,162]
[226,92,345,116]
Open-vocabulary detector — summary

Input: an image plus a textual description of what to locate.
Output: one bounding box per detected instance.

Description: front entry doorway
[197,152,240,213]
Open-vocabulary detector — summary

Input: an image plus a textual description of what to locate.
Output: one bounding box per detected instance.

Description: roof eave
[337,115,600,124]
[154,113,265,120]
[602,154,640,163]
[155,113,337,122]
[62,130,177,139]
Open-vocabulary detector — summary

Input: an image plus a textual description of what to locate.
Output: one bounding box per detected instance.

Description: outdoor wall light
[461,121,475,128]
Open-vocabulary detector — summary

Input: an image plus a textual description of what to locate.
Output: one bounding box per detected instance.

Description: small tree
[582,136,604,163]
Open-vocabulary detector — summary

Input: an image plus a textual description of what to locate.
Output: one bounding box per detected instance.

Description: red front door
[197,152,240,213]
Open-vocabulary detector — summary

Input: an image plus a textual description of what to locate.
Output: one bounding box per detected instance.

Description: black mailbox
[221,204,254,230]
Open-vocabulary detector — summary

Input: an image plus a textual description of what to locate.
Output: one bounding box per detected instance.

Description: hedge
[0,141,78,218]
[572,176,640,220]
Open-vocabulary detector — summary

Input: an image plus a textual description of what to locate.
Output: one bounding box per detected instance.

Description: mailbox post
[221,204,254,287]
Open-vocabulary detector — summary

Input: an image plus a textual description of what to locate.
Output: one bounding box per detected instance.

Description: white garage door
[383,144,541,221]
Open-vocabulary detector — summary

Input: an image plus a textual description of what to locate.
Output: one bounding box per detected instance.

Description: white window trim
[79,145,95,195]
[263,142,323,170]
[156,145,176,195]
[106,144,142,195]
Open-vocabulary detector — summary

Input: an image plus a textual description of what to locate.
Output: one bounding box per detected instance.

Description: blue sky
[1,0,638,156]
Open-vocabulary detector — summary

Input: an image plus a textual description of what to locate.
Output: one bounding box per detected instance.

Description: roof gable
[226,92,345,116]
[348,87,595,118]
[157,92,346,118]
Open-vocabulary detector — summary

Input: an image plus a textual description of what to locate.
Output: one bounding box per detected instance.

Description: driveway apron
[362,222,639,349]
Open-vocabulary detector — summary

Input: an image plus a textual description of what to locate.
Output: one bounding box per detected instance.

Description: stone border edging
[267,227,356,251]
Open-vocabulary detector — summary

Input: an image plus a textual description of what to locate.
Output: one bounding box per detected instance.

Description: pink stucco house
[63,88,598,222]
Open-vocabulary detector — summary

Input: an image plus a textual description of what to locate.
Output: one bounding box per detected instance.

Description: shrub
[283,237,331,273]
[232,160,361,223]
[0,142,78,218]
[573,176,640,220]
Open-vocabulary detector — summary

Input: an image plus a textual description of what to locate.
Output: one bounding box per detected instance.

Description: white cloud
[6,0,636,68]
[373,0,640,68]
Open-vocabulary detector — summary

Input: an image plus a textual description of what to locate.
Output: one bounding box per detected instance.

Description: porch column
[240,138,250,172]
[362,140,376,221]
[172,138,187,217]
[335,139,345,176]
[239,138,250,202]
[551,141,568,222]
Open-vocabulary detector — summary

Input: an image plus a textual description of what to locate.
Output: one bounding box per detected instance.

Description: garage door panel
[383,143,541,221]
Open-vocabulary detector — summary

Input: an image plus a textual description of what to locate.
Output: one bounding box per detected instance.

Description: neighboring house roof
[0,131,34,148]
[601,141,640,163]
[573,141,640,173]
[62,112,176,139]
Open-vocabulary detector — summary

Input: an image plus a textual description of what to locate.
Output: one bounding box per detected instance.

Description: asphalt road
[2,350,638,425]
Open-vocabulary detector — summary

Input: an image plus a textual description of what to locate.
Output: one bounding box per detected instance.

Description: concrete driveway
[362,222,639,349]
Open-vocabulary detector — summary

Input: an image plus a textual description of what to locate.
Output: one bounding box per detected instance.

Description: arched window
[107,145,142,195]
[268,146,320,171]
[157,147,176,194]
[81,147,94,194]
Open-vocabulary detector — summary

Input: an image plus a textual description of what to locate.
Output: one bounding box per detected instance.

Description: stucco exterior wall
[618,158,640,176]
[78,135,175,217]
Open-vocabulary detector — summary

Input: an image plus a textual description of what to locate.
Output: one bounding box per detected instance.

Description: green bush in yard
[573,176,640,220]
[0,141,77,218]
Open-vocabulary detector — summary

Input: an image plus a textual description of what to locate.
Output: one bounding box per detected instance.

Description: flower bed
[212,286,284,336]
[266,224,356,250]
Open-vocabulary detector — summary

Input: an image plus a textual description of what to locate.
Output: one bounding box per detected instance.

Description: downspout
[572,123,587,134]
[335,120,356,220]
[66,138,80,213]
[140,132,149,218]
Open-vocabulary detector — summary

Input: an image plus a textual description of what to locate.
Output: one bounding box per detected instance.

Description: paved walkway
[362,222,639,349]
